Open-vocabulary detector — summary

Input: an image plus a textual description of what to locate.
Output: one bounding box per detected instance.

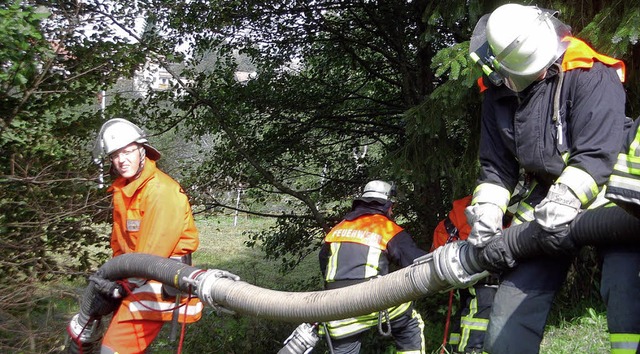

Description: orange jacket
[561,36,625,82]
[108,159,202,323]
[325,214,404,250]
[430,195,472,251]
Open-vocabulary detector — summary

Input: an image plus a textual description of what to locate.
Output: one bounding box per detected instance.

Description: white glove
[464,203,504,247]
[534,183,581,232]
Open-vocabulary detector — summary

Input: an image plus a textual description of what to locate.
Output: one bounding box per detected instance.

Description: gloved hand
[465,202,504,247]
[531,223,578,256]
[89,276,140,299]
[534,183,581,232]
[478,236,517,273]
[533,183,582,255]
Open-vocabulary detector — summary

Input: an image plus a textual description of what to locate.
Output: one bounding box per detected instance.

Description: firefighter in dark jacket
[319,180,427,354]
[465,4,640,353]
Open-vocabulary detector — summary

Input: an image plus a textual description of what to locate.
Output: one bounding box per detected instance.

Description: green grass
[541,307,609,353]
[4,215,615,353]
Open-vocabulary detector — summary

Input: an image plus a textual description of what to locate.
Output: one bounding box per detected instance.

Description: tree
[0,2,149,350]
[73,0,640,270]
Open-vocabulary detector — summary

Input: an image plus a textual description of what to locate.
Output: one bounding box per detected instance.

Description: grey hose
[67,206,640,353]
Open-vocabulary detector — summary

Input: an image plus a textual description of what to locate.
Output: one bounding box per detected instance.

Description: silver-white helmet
[470,4,571,92]
[361,180,395,201]
[92,118,160,163]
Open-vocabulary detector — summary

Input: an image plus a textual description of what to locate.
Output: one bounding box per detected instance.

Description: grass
[192,214,321,288]
[4,214,614,353]
[541,307,609,353]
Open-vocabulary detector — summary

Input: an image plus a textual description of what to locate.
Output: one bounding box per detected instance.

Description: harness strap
[443,217,459,243]
[552,63,566,147]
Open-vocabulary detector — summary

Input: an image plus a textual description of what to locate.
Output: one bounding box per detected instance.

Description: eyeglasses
[110,146,140,161]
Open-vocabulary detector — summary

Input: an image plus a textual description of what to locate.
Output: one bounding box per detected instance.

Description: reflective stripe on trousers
[610,333,640,353]
[326,301,412,338]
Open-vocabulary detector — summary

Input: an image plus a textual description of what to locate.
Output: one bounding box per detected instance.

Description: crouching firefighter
[317,180,428,354]
[80,118,203,353]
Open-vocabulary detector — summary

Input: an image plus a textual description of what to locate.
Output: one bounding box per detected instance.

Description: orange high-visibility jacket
[430,195,472,251]
[108,159,202,323]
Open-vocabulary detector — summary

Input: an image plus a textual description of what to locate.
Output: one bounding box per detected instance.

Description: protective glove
[478,236,517,273]
[86,275,132,318]
[533,183,582,255]
[531,223,578,256]
[534,183,581,232]
[465,202,504,247]
[89,276,141,299]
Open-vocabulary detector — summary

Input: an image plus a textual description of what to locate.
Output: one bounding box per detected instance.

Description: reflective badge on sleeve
[126,219,141,232]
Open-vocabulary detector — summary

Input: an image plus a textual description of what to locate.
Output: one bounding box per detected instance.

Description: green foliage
[0,5,150,350]
[0,1,50,96]
[3,1,640,351]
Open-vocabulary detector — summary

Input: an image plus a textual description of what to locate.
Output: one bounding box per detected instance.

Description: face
[110,143,142,179]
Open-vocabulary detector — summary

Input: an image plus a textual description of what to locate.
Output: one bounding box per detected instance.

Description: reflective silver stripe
[607,127,640,207]
[365,247,382,278]
[513,201,535,224]
[557,166,599,205]
[126,282,202,317]
[129,299,203,316]
[629,124,640,157]
[609,174,640,191]
[325,243,341,281]
[472,183,511,212]
[458,287,482,351]
[612,154,640,177]
[326,302,411,338]
[610,333,640,353]
[448,332,461,344]
[397,309,426,354]
[460,318,489,330]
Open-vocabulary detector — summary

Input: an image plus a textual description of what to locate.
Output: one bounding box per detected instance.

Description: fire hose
[67,206,639,353]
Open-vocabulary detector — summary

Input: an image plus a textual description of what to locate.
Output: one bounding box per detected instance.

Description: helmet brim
[142,143,161,160]
[354,196,388,205]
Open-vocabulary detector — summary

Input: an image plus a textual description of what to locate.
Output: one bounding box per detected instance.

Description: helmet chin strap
[130,146,146,181]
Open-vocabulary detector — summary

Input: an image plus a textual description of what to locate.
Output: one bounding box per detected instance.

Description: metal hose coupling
[192,269,241,314]
[278,322,320,354]
[431,241,489,290]
[66,313,103,353]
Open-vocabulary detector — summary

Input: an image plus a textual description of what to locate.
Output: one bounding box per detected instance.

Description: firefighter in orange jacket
[467,4,640,353]
[431,195,497,354]
[92,118,203,353]
[319,180,427,354]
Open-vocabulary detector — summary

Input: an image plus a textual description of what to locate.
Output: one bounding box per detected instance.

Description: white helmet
[92,118,160,163]
[471,4,571,92]
[360,180,395,201]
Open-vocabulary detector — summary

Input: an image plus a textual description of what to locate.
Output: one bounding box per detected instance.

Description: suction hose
[462,205,640,274]
[66,206,639,352]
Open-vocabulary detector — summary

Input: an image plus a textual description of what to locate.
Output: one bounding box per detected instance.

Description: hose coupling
[67,313,103,345]
[278,322,320,354]
[194,269,241,314]
[431,241,489,289]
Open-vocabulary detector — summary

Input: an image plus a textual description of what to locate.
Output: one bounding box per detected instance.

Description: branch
[194,200,315,220]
